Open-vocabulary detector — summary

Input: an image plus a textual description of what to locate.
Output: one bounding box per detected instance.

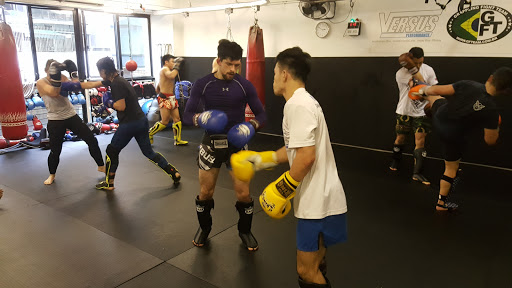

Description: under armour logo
[222,88,229,92]
[473,100,485,111]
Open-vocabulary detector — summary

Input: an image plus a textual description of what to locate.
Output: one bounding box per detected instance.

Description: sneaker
[239,232,259,251]
[412,173,430,185]
[95,180,114,190]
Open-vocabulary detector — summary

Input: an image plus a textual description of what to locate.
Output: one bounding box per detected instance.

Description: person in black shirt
[413,67,512,211]
[95,57,181,190]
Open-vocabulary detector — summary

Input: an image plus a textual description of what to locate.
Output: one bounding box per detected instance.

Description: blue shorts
[296,213,348,252]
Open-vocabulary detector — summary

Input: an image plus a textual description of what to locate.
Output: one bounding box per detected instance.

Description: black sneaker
[193,226,211,247]
[239,232,259,251]
[412,173,430,185]
[95,181,114,190]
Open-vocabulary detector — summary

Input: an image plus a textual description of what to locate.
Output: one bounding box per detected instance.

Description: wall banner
[447,5,512,44]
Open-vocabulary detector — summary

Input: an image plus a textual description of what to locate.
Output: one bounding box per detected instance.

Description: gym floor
[0,127,511,288]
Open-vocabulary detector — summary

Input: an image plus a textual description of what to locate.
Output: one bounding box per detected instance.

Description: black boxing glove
[63,59,79,79]
[49,61,66,87]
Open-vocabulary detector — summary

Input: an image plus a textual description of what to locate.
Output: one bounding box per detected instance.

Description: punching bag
[0,22,28,139]
[245,25,265,122]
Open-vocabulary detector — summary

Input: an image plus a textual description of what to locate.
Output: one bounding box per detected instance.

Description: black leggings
[47,114,104,174]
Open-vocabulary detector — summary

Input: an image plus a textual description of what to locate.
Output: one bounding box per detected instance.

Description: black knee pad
[106,144,120,162]
[298,277,331,288]
[441,174,454,184]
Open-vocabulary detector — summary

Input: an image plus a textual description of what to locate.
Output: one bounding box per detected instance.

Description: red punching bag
[0,22,28,140]
[245,25,265,122]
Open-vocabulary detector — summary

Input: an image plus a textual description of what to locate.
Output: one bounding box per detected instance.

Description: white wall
[151,0,512,59]
[150,15,174,82]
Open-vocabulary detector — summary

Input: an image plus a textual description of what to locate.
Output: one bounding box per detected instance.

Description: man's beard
[222,72,235,81]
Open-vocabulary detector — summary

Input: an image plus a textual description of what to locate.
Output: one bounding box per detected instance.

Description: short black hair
[275,47,311,83]
[409,47,424,59]
[217,39,243,61]
[96,57,117,76]
[161,54,176,67]
[492,67,512,95]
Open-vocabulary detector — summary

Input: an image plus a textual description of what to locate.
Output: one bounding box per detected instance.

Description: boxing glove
[259,171,299,219]
[231,150,278,182]
[398,53,419,75]
[100,124,111,133]
[102,91,114,109]
[78,92,86,104]
[227,122,256,149]
[32,116,43,130]
[61,81,82,94]
[409,84,430,100]
[173,57,184,71]
[26,99,35,110]
[63,59,78,79]
[71,93,79,105]
[48,61,66,87]
[32,95,44,107]
[193,110,228,134]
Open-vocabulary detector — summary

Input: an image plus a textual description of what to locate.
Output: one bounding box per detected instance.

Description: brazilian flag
[452,9,480,40]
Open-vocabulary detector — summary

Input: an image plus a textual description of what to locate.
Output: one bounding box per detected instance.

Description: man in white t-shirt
[230,47,347,288]
[390,47,438,185]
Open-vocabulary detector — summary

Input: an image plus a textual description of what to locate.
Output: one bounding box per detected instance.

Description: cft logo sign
[447,5,512,44]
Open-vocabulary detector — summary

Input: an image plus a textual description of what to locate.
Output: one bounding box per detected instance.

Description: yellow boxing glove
[259,171,300,219]
[230,150,278,182]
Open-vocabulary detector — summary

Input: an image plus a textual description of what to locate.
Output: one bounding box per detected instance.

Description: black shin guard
[413,148,427,174]
[235,200,254,233]
[149,152,181,186]
[193,197,214,246]
[298,277,331,288]
[390,144,404,170]
[236,200,258,250]
[392,144,404,160]
[105,144,120,175]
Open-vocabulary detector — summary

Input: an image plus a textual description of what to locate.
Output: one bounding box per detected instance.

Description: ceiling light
[154,0,268,15]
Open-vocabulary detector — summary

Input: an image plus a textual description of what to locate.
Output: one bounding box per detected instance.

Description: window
[4,4,35,83]
[119,16,151,77]
[31,8,76,79]
[83,11,117,78]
